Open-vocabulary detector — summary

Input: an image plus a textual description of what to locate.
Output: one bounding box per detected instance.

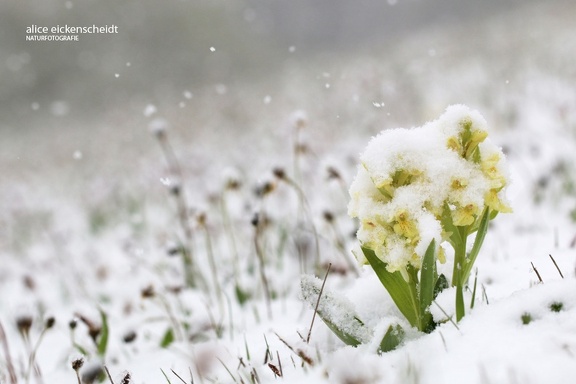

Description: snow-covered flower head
[349,105,511,273]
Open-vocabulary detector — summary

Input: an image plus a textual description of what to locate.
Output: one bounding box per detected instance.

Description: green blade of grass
[160,327,175,348]
[97,308,109,358]
[378,324,405,353]
[470,269,478,310]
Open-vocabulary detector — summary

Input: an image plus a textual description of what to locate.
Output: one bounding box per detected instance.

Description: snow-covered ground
[2,2,576,383]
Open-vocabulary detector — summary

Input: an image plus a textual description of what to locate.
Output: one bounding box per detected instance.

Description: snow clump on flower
[348,105,511,274]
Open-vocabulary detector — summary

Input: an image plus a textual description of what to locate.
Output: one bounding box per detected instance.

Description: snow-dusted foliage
[349,105,511,274]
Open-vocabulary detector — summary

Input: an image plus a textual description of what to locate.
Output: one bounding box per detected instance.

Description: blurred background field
[2,0,576,235]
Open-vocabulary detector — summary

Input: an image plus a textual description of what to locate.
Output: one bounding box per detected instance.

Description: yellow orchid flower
[452,203,479,226]
[391,210,419,240]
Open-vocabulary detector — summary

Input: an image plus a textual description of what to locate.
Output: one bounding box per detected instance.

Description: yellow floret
[447,136,462,154]
[464,130,488,159]
[451,177,469,190]
[437,246,446,264]
[485,189,512,213]
[452,203,479,226]
[391,210,420,240]
[480,153,506,189]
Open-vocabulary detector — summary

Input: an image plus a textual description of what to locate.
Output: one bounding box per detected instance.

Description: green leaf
[419,240,437,333]
[419,240,437,319]
[235,285,251,306]
[378,324,405,353]
[300,275,369,346]
[160,327,175,348]
[97,308,109,357]
[362,247,419,329]
[462,207,490,282]
[323,319,363,347]
[433,274,449,299]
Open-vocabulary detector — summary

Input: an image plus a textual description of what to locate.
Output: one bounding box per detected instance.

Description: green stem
[406,267,422,331]
[452,226,468,322]
[451,227,468,287]
[461,207,491,283]
[456,283,465,322]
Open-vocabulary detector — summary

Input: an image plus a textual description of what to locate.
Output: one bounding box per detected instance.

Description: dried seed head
[141,285,155,299]
[226,178,241,190]
[122,330,137,343]
[166,242,182,256]
[326,166,341,180]
[290,110,308,130]
[71,357,84,372]
[22,275,36,290]
[88,326,101,343]
[16,315,33,338]
[197,212,207,227]
[169,182,181,196]
[45,316,56,329]
[272,167,286,180]
[121,372,132,384]
[148,118,169,139]
[75,313,101,343]
[251,212,259,227]
[322,211,334,223]
[251,212,271,228]
[294,143,309,154]
[255,181,275,198]
[222,167,243,191]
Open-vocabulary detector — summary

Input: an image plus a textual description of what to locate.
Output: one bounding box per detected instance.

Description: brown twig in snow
[549,254,564,279]
[531,262,543,283]
[307,263,331,343]
[104,365,116,384]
